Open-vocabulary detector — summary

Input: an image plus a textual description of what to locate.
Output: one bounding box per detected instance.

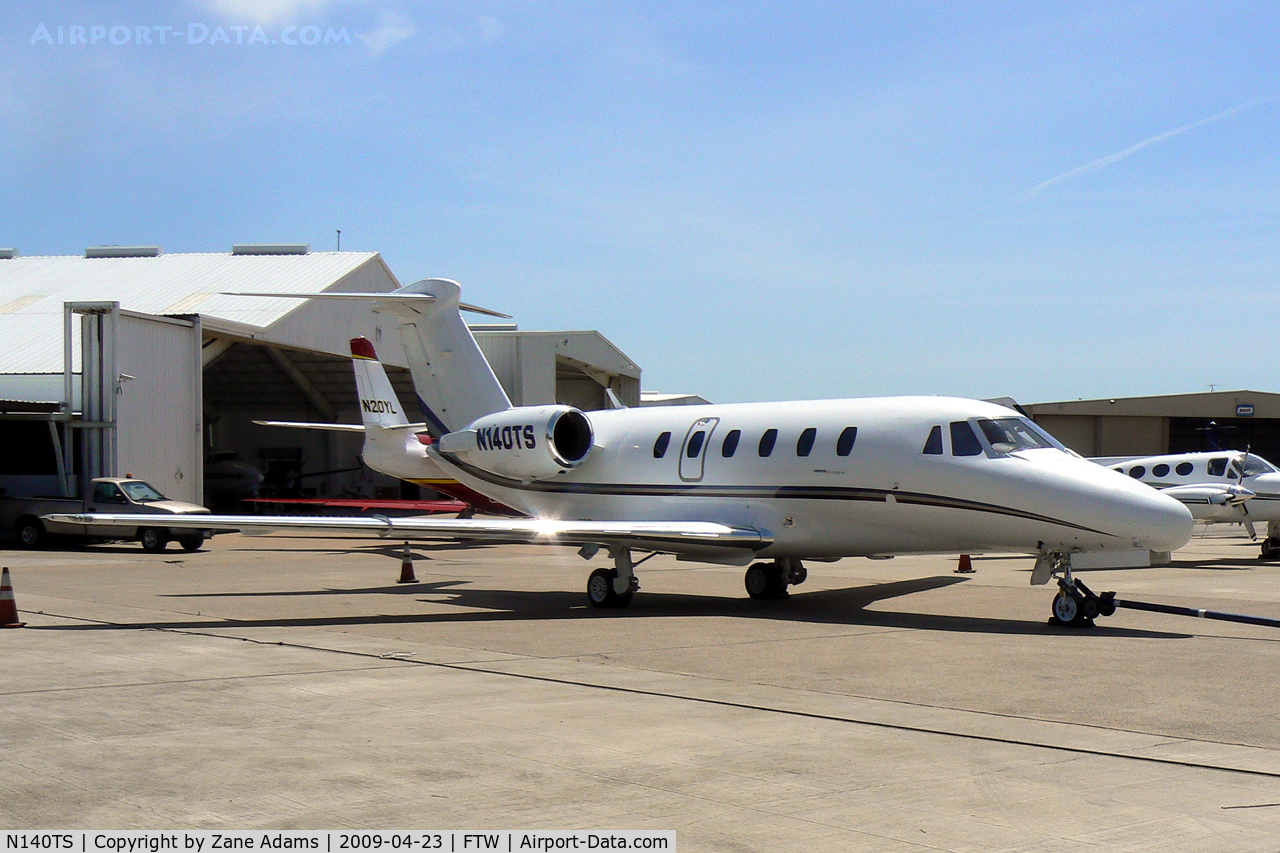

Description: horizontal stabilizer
[254,420,368,433]
[255,420,430,433]
[220,290,511,318]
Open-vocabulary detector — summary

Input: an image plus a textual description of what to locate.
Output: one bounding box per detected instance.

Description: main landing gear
[586,547,641,609]
[744,559,807,599]
[1038,552,1116,628]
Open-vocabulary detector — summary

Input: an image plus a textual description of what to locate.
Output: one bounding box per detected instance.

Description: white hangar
[0,245,640,507]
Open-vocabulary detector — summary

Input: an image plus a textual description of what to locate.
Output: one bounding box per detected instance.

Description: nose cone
[1116,480,1195,552]
[1040,455,1194,553]
[1095,468,1192,548]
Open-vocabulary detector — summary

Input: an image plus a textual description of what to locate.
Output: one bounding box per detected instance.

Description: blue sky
[2,2,1277,404]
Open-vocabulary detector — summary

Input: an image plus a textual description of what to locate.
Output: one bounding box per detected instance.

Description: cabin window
[1207,458,1228,477]
[1175,462,1194,476]
[653,431,671,458]
[797,428,817,457]
[836,426,857,456]
[923,425,943,455]
[686,431,706,458]
[759,428,778,457]
[1129,466,1146,478]
[950,421,983,457]
[722,429,741,458]
[1153,464,1170,477]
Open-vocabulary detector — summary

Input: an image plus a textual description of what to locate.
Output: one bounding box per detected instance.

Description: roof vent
[232,243,310,256]
[85,246,162,258]
[0,249,16,259]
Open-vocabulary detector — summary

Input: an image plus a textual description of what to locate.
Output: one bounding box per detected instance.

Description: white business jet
[50,279,1192,625]
[1100,450,1280,558]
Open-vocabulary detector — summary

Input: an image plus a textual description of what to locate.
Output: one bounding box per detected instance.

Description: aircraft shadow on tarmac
[42,575,1190,639]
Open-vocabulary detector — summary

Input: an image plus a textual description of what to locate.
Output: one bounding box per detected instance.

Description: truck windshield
[977,418,1055,454]
[121,481,166,502]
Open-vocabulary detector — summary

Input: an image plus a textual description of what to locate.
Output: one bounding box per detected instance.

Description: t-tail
[382,278,512,436]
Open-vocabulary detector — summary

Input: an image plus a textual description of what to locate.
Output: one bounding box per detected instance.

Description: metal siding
[0,252,385,375]
[115,313,202,503]
[476,334,522,404]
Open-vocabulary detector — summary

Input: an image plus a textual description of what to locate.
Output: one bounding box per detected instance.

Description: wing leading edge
[42,512,771,554]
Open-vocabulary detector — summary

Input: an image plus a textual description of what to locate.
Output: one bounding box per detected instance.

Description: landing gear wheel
[1052,591,1079,624]
[745,562,788,599]
[139,528,169,552]
[177,535,203,552]
[1261,539,1280,561]
[16,519,43,549]
[587,568,632,609]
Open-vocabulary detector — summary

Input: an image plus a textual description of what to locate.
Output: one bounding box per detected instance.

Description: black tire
[16,518,43,549]
[177,535,203,552]
[745,564,771,599]
[139,527,169,552]
[587,568,618,608]
[1080,596,1100,621]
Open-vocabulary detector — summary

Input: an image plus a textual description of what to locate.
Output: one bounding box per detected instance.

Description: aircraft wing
[42,512,771,553]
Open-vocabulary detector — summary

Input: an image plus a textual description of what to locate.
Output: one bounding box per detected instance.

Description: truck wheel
[16,518,43,549]
[139,528,169,552]
[177,534,203,552]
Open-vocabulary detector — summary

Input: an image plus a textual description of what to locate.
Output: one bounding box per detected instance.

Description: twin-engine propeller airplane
[48,279,1193,625]
[1099,450,1280,558]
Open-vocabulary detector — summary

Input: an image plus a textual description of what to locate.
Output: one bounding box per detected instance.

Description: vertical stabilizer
[350,337,410,428]
[385,279,512,435]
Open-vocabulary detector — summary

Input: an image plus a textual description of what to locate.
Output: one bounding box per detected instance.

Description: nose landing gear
[1038,552,1117,628]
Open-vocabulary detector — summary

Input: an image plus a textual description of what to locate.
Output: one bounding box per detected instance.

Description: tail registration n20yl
[51,279,1192,624]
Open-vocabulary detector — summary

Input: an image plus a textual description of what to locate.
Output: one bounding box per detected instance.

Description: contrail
[1028,97,1274,197]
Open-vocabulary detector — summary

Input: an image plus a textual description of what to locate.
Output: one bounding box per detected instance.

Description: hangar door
[70,304,203,504]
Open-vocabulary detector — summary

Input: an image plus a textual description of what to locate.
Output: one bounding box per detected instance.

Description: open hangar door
[200,340,412,509]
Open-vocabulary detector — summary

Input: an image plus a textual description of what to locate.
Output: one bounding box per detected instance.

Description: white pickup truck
[1,477,212,551]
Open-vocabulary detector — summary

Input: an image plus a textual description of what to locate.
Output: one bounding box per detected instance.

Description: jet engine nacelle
[437,404,594,480]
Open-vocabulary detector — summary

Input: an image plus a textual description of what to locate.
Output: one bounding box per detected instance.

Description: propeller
[1239,446,1257,539]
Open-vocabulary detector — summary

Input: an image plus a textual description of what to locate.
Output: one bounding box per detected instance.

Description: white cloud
[477,15,503,45]
[358,11,416,56]
[196,0,349,26]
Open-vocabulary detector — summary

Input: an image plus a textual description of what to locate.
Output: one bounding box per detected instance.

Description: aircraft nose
[1125,486,1194,552]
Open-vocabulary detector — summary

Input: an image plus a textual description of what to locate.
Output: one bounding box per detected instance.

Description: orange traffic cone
[1,567,26,627]
[955,554,975,574]
[396,543,418,584]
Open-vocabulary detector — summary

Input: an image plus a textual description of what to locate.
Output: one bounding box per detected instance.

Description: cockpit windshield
[1241,455,1278,477]
[977,418,1057,454]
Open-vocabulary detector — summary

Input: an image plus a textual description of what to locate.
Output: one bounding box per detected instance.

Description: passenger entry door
[679,417,719,482]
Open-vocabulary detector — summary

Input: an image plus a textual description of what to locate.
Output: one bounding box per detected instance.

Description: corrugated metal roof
[0,251,385,374]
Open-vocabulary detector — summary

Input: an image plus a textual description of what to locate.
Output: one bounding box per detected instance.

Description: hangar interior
[1027,391,1280,462]
[0,246,641,508]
